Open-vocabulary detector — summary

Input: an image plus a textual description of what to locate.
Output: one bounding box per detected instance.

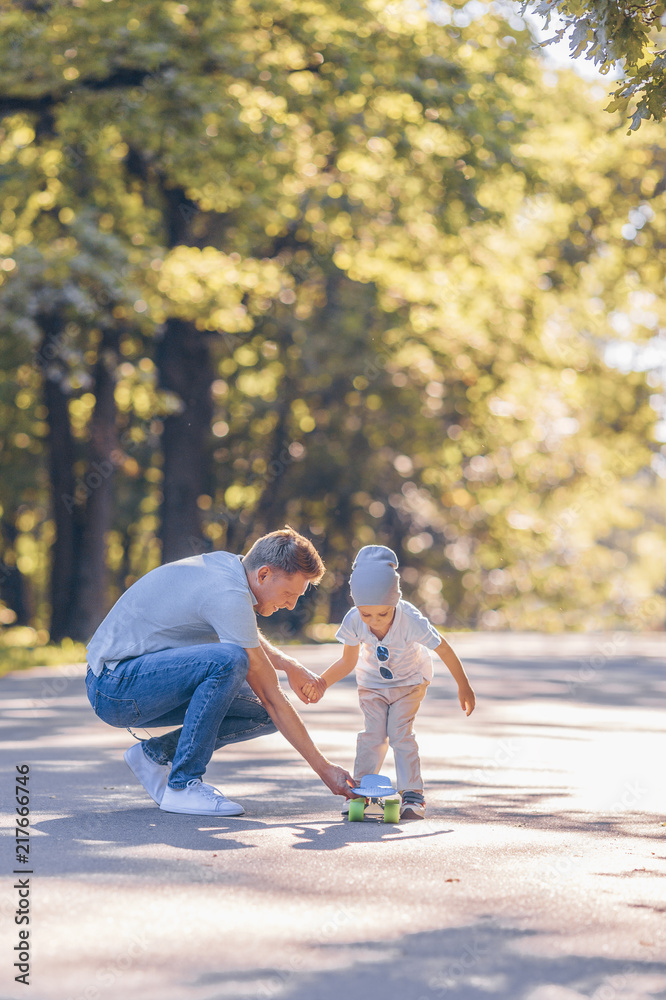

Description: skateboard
[347,774,401,823]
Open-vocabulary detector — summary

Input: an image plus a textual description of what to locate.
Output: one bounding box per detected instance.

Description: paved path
[1,634,665,1000]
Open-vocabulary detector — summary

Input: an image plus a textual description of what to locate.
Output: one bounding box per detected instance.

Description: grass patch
[0,629,86,679]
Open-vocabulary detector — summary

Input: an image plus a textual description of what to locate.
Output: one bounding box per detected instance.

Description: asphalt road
[1,634,665,1000]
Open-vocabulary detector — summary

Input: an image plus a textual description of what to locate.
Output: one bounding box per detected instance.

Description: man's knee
[214,643,249,679]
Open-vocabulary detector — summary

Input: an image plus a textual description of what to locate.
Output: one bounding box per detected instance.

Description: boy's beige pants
[353,681,428,793]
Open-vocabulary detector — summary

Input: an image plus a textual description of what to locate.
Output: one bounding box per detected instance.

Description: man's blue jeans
[85,643,277,788]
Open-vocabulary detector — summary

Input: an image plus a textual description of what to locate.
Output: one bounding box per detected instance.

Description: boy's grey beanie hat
[349,545,402,607]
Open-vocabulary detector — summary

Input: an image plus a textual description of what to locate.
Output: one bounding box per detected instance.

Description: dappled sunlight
[0,1,664,996]
[1,641,664,998]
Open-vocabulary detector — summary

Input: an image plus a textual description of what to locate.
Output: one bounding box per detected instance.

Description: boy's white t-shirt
[86,551,261,676]
[335,600,442,690]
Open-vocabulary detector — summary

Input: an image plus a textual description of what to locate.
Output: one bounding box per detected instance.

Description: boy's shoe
[400,790,426,820]
[124,742,171,805]
[160,778,245,816]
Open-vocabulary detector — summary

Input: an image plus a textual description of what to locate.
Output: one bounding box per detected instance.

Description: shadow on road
[187,919,666,1000]
[28,804,455,878]
[3,649,664,871]
[288,821,454,850]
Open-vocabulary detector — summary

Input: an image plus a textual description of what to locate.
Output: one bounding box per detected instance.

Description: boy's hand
[302,680,326,703]
[458,683,476,716]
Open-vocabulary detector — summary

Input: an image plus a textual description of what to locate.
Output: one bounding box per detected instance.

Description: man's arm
[258,631,326,703]
[245,645,353,796]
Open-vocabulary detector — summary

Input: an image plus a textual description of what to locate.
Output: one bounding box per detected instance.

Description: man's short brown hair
[242,526,325,583]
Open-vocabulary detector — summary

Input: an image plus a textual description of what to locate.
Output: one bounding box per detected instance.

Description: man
[85,526,353,815]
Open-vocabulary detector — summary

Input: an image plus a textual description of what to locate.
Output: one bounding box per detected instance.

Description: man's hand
[285,662,327,704]
[302,680,325,703]
[318,761,355,797]
[257,634,326,704]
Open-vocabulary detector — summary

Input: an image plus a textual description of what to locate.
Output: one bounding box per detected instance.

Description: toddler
[305,545,475,819]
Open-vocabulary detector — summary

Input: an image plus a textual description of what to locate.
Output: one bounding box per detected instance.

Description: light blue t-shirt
[86,551,260,676]
[336,600,442,689]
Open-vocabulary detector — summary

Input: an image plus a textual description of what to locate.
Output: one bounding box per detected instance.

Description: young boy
[304,545,475,820]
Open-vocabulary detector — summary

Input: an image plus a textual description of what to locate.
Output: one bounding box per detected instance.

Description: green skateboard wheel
[348,798,366,822]
[383,798,400,823]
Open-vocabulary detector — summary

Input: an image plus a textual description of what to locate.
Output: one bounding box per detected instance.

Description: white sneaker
[160,778,245,816]
[124,742,171,805]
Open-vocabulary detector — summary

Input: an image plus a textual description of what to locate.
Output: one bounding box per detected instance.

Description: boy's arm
[302,644,360,701]
[433,638,475,715]
[321,644,360,688]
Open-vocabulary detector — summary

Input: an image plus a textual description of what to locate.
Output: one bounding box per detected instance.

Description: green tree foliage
[0,0,663,641]
[523,0,666,128]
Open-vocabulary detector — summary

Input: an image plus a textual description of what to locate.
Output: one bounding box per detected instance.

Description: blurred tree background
[0,0,664,654]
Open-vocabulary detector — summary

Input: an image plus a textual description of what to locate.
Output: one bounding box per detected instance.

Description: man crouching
[85,526,352,815]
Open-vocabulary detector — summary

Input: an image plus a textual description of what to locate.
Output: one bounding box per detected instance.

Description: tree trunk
[68,326,120,640]
[157,317,213,563]
[242,391,293,542]
[41,315,81,642]
[157,180,215,564]
[0,521,32,625]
